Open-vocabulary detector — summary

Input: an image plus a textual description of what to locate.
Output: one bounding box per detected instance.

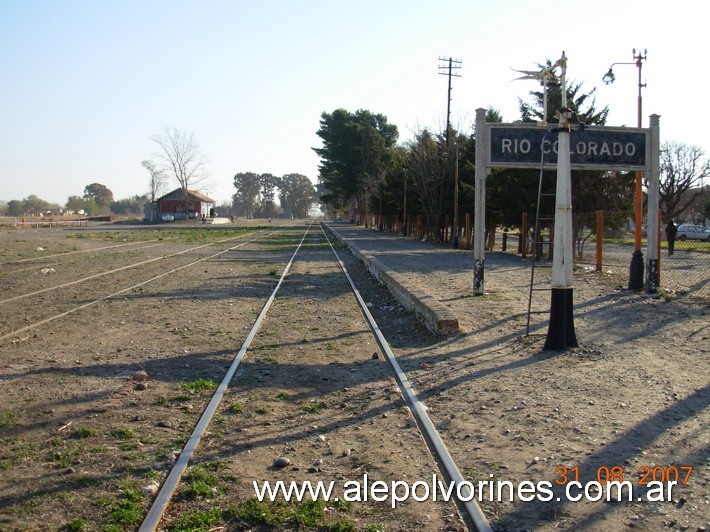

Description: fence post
[656,208,662,286]
[596,210,603,271]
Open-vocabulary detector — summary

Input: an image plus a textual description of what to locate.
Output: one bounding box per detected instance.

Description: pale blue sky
[1,0,707,205]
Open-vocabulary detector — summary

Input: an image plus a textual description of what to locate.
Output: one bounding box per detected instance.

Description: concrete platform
[326,223,459,336]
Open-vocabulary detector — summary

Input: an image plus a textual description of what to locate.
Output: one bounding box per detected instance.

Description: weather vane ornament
[511,54,567,126]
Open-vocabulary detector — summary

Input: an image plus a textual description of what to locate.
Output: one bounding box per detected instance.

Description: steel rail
[320,223,492,532]
[0,230,277,342]
[139,224,314,531]
[0,238,163,265]
[0,231,264,305]
[2,241,170,275]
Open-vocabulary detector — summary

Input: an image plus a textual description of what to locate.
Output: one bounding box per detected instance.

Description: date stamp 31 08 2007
[553,465,693,503]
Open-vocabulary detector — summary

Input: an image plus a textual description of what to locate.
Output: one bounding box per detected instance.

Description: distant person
[665,220,677,255]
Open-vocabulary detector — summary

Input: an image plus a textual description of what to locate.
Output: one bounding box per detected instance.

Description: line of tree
[314,62,710,247]
[232,172,317,218]
[1,184,148,217]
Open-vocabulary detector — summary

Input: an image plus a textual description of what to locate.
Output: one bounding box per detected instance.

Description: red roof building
[144,188,216,222]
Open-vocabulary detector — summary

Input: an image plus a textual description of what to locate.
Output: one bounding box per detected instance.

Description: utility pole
[438,57,462,247]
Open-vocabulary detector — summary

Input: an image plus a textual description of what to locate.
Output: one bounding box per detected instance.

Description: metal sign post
[645,114,661,293]
[543,105,578,349]
[541,52,577,350]
[473,108,488,295]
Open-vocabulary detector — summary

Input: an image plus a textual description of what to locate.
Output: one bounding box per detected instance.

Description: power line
[438,57,462,139]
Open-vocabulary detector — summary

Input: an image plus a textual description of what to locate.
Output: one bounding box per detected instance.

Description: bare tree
[405,128,446,239]
[651,141,710,223]
[151,127,207,198]
[141,160,167,202]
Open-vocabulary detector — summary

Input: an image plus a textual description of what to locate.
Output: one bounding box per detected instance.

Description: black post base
[628,249,644,291]
[543,287,578,351]
[645,258,658,294]
[473,258,484,295]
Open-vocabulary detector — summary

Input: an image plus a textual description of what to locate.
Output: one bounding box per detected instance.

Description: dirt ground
[0,221,708,531]
[373,251,708,531]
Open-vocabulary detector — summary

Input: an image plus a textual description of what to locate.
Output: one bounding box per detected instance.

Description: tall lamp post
[603,48,647,290]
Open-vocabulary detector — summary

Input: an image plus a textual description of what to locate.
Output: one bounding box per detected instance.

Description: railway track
[0,229,276,340]
[0,222,490,531]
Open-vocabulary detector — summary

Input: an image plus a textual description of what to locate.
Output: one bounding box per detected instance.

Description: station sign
[488,124,650,171]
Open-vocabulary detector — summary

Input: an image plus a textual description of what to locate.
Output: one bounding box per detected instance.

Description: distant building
[144,188,215,223]
[329,199,359,222]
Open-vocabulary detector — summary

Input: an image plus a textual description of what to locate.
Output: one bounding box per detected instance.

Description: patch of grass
[227,402,243,414]
[90,445,108,454]
[110,428,135,440]
[230,497,340,529]
[0,412,15,429]
[59,517,88,531]
[254,406,269,415]
[124,452,146,461]
[327,519,357,531]
[182,466,221,499]
[275,392,290,401]
[144,469,161,481]
[231,497,290,527]
[104,483,144,528]
[302,402,326,414]
[332,499,352,512]
[179,378,217,395]
[72,426,98,439]
[175,431,191,446]
[268,267,278,276]
[294,499,325,527]
[203,459,227,471]
[0,441,35,470]
[261,354,278,363]
[49,448,81,468]
[172,393,193,403]
[172,508,223,531]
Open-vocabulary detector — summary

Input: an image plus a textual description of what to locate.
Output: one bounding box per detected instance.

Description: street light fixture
[603,48,647,290]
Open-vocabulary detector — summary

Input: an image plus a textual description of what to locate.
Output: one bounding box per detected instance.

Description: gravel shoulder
[330,224,709,531]
[0,222,707,531]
